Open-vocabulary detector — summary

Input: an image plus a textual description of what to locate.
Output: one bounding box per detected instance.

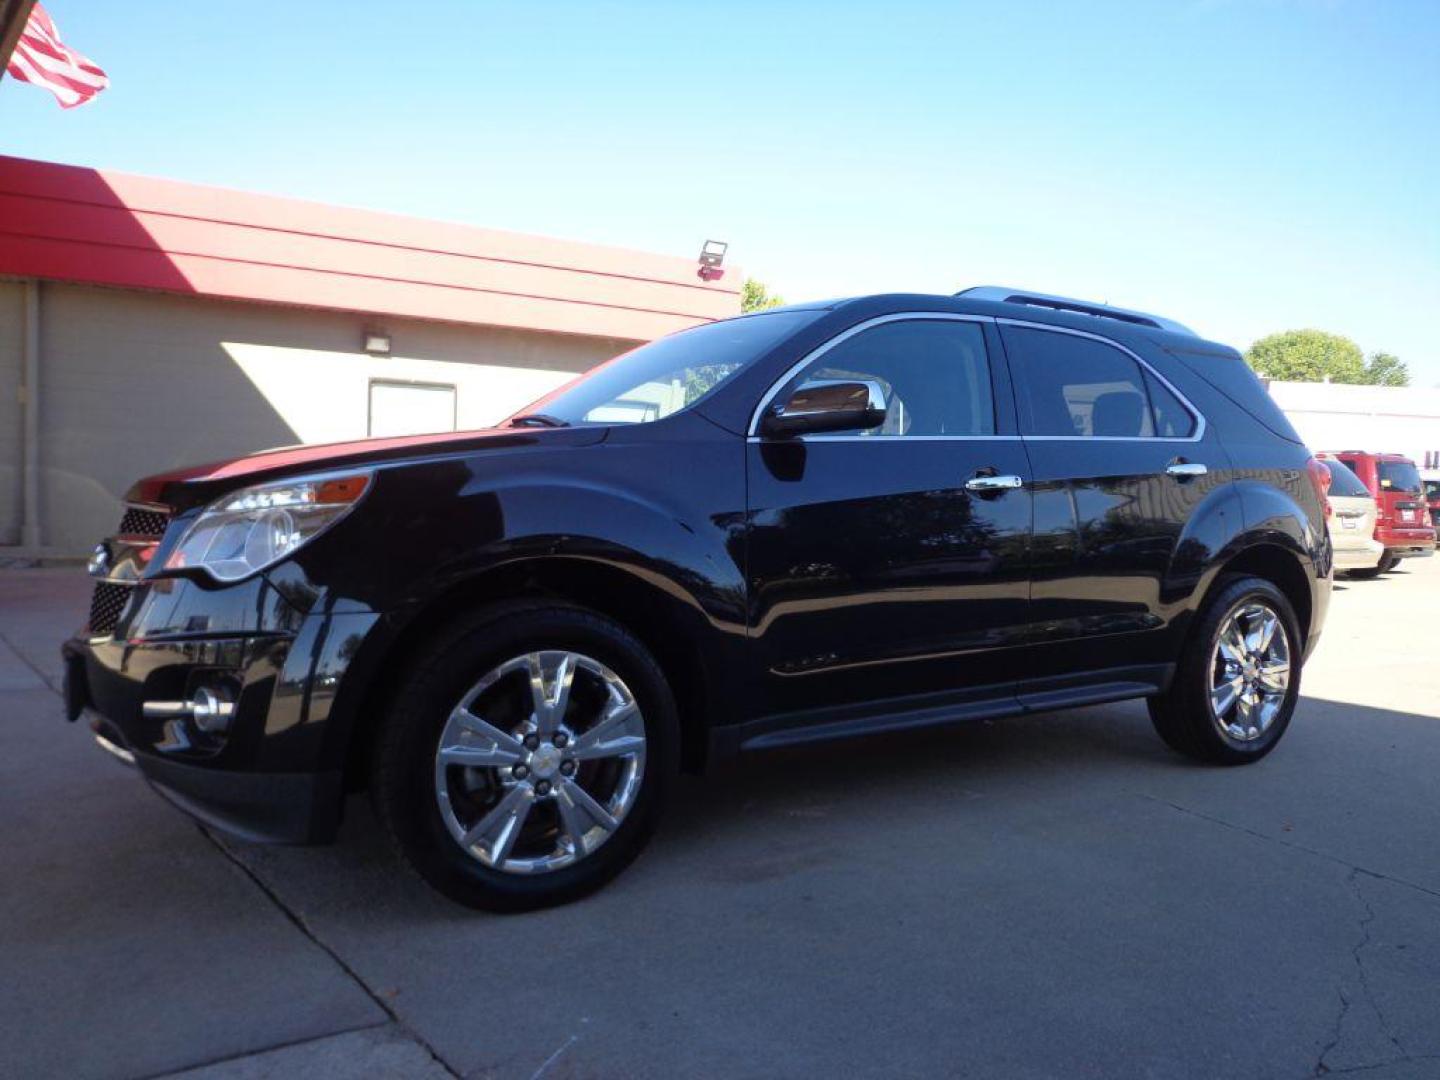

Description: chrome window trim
[996,318,1207,444]
[780,434,1024,443]
[745,312,997,439]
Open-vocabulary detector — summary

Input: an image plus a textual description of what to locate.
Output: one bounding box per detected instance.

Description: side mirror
[760,379,887,439]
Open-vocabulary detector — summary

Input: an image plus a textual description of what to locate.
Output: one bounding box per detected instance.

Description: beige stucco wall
[2,281,634,554]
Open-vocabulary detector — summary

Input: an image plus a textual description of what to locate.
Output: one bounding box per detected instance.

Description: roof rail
[955,286,1197,337]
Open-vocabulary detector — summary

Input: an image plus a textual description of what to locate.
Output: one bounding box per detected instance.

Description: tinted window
[1008,327,1194,438]
[1171,348,1304,444]
[514,309,819,426]
[789,319,994,437]
[1143,370,1197,438]
[1378,461,1422,493]
[1323,459,1370,498]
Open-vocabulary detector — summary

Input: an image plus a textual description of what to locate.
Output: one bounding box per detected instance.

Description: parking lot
[3,558,1439,1080]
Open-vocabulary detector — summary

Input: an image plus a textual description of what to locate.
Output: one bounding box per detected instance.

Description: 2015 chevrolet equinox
[63,287,1332,911]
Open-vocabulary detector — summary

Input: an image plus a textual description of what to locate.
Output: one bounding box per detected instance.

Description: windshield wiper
[508,413,570,429]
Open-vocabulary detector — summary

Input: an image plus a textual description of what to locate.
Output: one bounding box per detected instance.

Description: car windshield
[508,309,820,427]
[1423,480,1440,502]
[1377,460,1422,494]
[1323,459,1370,498]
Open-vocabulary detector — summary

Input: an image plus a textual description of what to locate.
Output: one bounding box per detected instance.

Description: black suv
[63,287,1333,910]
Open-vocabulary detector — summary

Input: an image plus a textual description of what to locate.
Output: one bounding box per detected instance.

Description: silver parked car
[1321,457,1385,577]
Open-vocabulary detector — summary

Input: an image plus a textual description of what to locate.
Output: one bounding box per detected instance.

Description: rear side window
[790,319,995,437]
[1336,457,1369,490]
[1143,371,1197,438]
[1167,347,1304,444]
[1323,459,1370,498]
[1378,461,1422,493]
[1004,327,1194,438]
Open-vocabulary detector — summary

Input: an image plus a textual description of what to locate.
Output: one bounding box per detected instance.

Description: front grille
[117,506,170,538]
[87,504,169,637]
[88,581,133,637]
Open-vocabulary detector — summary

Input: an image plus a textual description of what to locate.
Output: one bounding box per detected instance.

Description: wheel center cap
[528,744,561,779]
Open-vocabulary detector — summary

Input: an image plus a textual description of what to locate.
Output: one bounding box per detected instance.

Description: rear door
[745,314,1032,722]
[998,321,1219,696]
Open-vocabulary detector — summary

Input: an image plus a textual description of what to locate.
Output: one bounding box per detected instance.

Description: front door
[745,315,1032,726]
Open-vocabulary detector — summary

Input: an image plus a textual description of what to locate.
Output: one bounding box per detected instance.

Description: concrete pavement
[3,560,1438,1079]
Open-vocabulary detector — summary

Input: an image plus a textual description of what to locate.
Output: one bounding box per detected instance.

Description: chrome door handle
[964,474,1024,493]
[1166,462,1208,479]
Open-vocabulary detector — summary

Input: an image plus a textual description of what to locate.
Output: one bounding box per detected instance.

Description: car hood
[125,426,607,510]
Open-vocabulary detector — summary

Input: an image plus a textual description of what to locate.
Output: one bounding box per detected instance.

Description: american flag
[5,3,108,108]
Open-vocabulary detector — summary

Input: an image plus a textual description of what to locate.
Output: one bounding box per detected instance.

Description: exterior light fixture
[697,240,727,282]
[363,328,391,355]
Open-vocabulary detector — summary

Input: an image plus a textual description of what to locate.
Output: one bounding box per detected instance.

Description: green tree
[741,277,785,313]
[1245,330,1366,384]
[1362,351,1409,387]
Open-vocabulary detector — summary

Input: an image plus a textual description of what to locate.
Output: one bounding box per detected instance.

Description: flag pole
[0,0,39,84]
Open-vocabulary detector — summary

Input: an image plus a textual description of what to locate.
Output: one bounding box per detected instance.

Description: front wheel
[1149,576,1302,764]
[372,602,678,911]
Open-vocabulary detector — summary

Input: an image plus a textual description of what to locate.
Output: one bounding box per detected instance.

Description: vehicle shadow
[299,700,1181,916]
[208,688,1440,943]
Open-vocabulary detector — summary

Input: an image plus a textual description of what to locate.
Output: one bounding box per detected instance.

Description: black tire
[1148,575,1302,765]
[371,600,678,912]
[1379,552,1401,573]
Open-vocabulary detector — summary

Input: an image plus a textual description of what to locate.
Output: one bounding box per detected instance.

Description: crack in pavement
[1342,869,1409,1063]
[1307,1053,1440,1078]
[1136,795,1437,1078]
[199,825,463,1080]
[129,1021,392,1080]
[0,629,59,692]
[14,639,462,1078]
[1314,988,1351,1077]
[1137,794,1440,902]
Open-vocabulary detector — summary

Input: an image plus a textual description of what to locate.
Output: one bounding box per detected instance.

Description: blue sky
[6,1,1438,381]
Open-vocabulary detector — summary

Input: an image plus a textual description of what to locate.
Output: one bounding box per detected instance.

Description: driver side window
[789,318,995,437]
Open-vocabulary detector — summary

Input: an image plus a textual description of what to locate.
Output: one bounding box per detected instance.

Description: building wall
[20,282,634,553]
[1265,380,1440,468]
[0,280,22,544]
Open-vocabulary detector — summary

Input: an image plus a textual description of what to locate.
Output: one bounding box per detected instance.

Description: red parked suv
[1323,452,1434,572]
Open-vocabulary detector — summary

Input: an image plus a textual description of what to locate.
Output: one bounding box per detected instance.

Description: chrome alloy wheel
[433,651,647,874]
[1209,601,1291,742]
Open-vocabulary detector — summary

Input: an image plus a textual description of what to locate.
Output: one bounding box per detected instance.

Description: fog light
[191,687,234,734]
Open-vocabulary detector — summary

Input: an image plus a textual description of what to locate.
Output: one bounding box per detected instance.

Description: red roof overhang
[0,154,740,341]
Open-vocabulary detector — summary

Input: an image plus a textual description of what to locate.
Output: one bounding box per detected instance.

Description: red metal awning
[0,155,740,341]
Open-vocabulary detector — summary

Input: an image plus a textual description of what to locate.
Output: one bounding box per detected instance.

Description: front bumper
[79,701,344,843]
[62,575,379,845]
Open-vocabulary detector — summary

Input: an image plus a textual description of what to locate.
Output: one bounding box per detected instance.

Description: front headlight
[164,472,371,582]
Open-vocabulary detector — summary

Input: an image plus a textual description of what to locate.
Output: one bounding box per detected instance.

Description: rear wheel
[1149,575,1301,764]
[372,602,678,911]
